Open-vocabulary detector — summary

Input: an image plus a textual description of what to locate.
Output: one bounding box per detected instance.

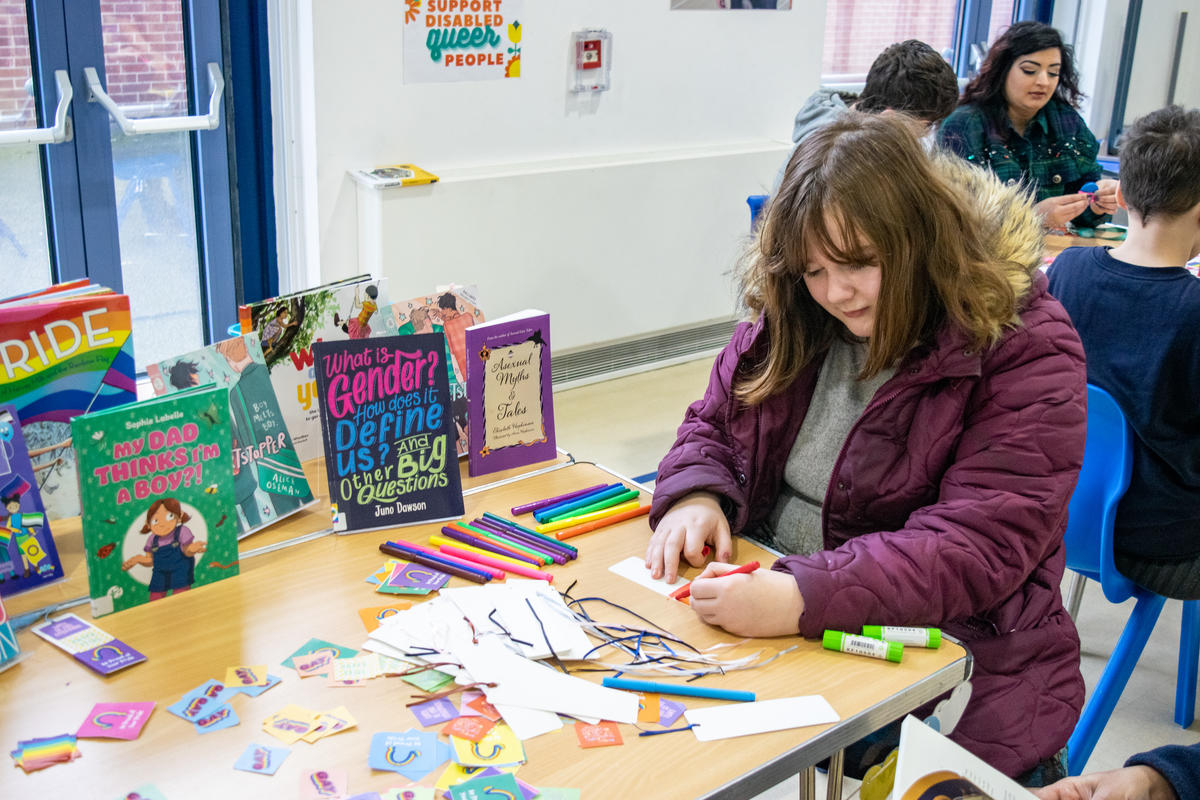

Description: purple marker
[441,526,544,567]
[534,483,625,522]
[470,519,570,564]
[511,483,608,516]
[482,512,579,556]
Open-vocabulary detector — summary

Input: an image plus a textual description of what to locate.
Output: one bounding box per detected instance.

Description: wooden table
[1043,233,1112,260]
[1,460,967,800]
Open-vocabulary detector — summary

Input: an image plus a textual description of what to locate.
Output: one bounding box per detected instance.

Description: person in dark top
[1047,105,1200,598]
[939,21,1117,230]
[1034,741,1200,800]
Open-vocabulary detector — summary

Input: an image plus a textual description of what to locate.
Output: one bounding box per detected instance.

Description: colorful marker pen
[822,630,903,663]
[861,625,941,649]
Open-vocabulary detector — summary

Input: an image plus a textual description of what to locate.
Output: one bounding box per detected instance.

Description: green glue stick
[861,625,942,649]
[822,630,903,663]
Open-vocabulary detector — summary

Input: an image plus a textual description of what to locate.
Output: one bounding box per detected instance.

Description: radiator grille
[551,318,737,388]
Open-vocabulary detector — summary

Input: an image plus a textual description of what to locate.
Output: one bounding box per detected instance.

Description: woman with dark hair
[645,111,1087,784]
[939,21,1118,229]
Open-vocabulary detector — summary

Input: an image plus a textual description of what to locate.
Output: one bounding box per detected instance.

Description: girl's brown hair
[140,497,191,533]
[738,111,1019,404]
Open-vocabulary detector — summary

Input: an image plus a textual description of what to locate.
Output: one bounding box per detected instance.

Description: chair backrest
[1063,384,1137,603]
[747,194,768,230]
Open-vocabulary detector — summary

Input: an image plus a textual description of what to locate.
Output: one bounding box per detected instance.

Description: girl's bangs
[788,202,876,272]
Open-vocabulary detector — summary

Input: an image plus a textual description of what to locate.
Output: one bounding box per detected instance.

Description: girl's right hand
[1035,193,1091,228]
[645,491,732,583]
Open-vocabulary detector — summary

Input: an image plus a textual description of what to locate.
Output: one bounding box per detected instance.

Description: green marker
[823,630,903,663]
[861,625,941,649]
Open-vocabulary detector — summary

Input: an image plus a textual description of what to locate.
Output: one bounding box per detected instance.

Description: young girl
[645,113,1087,784]
[122,497,206,600]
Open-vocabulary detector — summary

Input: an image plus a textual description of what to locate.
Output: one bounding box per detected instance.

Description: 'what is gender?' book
[146,333,317,539]
[312,334,464,533]
[71,386,239,617]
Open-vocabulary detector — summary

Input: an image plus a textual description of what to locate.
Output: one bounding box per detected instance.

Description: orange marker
[555,504,651,541]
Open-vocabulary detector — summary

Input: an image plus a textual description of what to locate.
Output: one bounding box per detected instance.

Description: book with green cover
[71,386,239,617]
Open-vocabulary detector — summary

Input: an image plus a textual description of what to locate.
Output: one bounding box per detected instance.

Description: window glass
[822,0,961,82]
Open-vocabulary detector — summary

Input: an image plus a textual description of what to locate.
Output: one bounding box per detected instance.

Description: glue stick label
[840,634,891,659]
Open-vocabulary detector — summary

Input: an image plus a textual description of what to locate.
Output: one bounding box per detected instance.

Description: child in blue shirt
[1047,105,1200,598]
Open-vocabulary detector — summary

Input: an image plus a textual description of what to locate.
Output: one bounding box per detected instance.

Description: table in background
[1044,233,1113,261]
[0,461,967,800]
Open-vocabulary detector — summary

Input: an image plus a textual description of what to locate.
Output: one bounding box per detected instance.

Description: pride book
[380,284,485,458]
[71,386,239,617]
[0,403,65,596]
[0,283,135,519]
[238,275,390,462]
[465,310,556,477]
[312,334,464,533]
[146,333,317,539]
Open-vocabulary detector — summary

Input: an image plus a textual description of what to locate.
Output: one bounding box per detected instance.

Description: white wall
[305,1,823,350]
[1124,2,1199,122]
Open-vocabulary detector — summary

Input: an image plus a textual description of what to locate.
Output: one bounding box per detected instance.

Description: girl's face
[1003,47,1061,121]
[148,505,178,536]
[802,233,882,340]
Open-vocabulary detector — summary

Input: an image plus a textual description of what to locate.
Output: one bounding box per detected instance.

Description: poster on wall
[403,0,524,83]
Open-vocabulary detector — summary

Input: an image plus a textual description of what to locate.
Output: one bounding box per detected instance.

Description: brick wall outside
[0,0,186,128]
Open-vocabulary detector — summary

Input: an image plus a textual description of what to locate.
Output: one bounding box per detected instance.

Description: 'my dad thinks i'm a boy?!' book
[313,334,464,534]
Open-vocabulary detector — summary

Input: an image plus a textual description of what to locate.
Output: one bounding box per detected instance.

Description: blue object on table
[602,676,755,702]
[1064,385,1200,774]
[747,195,768,230]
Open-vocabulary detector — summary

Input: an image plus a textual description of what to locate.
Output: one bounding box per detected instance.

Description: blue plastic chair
[747,194,768,229]
[1065,385,1200,774]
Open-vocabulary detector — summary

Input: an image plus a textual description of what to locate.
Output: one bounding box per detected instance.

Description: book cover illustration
[312,334,464,533]
[0,404,64,596]
[350,163,440,189]
[146,333,317,539]
[380,285,485,458]
[0,591,17,671]
[465,310,556,477]
[0,286,135,519]
[71,386,238,617]
[239,276,389,462]
[895,716,1035,800]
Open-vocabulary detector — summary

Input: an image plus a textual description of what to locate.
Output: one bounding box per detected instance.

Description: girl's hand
[645,492,731,583]
[1031,764,1177,800]
[1089,178,1119,216]
[1035,194,1091,228]
[688,563,804,637]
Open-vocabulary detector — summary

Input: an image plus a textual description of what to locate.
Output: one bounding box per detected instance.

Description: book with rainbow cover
[0,403,65,597]
[0,284,135,519]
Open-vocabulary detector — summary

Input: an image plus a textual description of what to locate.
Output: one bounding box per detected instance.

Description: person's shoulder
[940,103,986,129]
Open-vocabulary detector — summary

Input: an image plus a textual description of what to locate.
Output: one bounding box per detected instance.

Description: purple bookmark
[510,483,608,516]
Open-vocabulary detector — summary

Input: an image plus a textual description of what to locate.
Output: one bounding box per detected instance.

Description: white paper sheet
[687,696,839,741]
[608,555,688,596]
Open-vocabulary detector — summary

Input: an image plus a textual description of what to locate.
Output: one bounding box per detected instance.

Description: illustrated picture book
[380,284,485,459]
[312,334,464,533]
[464,310,556,477]
[350,163,440,188]
[71,386,239,617]
[0,591,17,671]
[238,275,390,462]
[146,333,317,539]
[895,715,1036,800]
[0,283,135,519]
[0,404,64,596]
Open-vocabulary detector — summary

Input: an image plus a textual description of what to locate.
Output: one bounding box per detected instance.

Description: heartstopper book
[312,334,464,533]
[0,403,65,596]
[238,276,389,463]
[465,310,556,477]
[71,386,239,617]
[0,285,135,519]
[146,333,316,539]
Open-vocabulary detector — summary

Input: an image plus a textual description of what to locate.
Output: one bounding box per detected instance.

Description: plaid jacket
[938,98,1108,227]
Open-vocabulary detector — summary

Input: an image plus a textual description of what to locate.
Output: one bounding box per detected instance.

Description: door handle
[0,70,73,147]
[84,62,224,135]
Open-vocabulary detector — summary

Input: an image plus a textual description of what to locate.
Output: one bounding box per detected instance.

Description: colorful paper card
[263,704,321,744]
[234,742,290,776]
[225,664,270,688]
[283,637,358,669]
[450,723,524,767]
[312,334,466,533]
[574,721,623,748]
[636,693,660,723]
[434,764,495,792]
[448,772,525,800]
[233,673,282,697]
[193,704,239,734]
[381,790,436,800]
[300,768,349,800]
[378,562,449,594]
[535,790,582,800]
[10,733,80,773]
[0,403,65,596]
[441,715,495,743]
[443,767,537,800]
[463,693,501,721]
[358,603,411,632]
[110,786,167,800]
[658,698,686,727]
[30,612,146,675]
[401,1,524,84]
[76,701,155,739]
[411,697,459,727]
[369,730,451,782]
[166,679,236,721]
[399,666,456,693]
[300,706,357,743]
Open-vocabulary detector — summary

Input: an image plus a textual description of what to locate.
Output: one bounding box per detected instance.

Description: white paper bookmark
[608,556,687,596]
[687,696,839,741]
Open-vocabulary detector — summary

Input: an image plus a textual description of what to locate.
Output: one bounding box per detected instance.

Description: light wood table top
[1043,233,1113,260]
[1,461,967,800]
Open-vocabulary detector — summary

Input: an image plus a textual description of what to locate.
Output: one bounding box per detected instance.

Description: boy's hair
[855,40,959,125]
[1118,105,1200,223]
[740,112,1018,404]
[167,359,199,390]
[437,293,457,310]
[960,22,1082,122]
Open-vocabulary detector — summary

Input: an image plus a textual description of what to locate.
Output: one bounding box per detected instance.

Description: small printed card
[377,562,449,595]
[608,556,688,596]
[225,664,270,688]
[232,673,282,697]
[444,767,536,800]
[263,704,321,744]
[450,723,524,767]
[110,786,167,800]
[358,603,411,631]
[411,697,459,727]
[369,730,451,782]
[686,696,839,742]
[441,715,495,743]
[31,613,146,675]
[234,742,290,776]
[166,680,237,721]
[574,721,623,748]
[448,772,525,800]
[636,693,660,723]
[463,693,502,721]
[300,769,349,800]
[301,706,358,743]
[76,701,155,740]
[282,637,358,669]
[658,698,686,727]
[193,704,239,734]
[381,790,436,800]
[435,763,495,792]
[399,666,456,693]
[296,650,338,677]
